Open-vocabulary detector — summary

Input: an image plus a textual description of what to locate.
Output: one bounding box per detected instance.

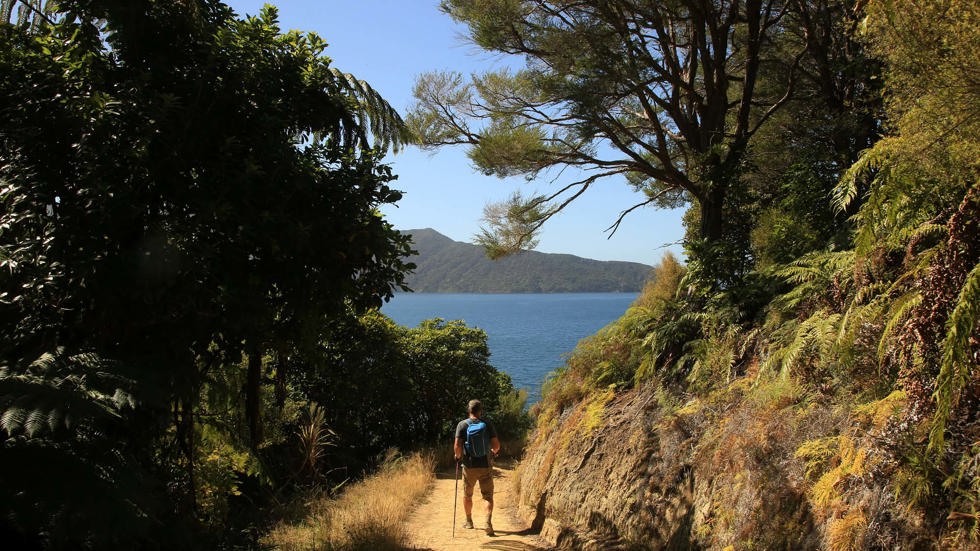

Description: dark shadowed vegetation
[0,1,529,548]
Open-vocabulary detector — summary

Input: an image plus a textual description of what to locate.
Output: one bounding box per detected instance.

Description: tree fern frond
[766,311,842,379]
[760,346,788,378]
[325,68,409,154]
[895,222,947,250]
[877,291,923,364]
[0,349,134,438]
[930,261,980,455]
[29,348,62,373]
[853,281,889,306]
[46,405,65,433]
[739,327,762,358]
[837,300,858,347]
[25,402,49,437]
[833,145,890,213]
[111,388,136,409]
[1,401,26,433]
[1,0,15,23]
[770,251,856,313]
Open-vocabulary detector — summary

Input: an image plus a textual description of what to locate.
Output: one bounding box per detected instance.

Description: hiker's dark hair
[467,399,483,415]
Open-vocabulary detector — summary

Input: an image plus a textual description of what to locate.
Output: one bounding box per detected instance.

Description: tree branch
[605,186,677,237]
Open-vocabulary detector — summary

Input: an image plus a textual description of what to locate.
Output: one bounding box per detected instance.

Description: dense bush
[527,0,980,547]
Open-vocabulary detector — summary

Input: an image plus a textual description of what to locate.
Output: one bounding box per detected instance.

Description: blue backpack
[464,419,489,458]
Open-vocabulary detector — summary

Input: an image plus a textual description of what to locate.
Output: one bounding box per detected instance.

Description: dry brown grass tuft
[264,451,434,551]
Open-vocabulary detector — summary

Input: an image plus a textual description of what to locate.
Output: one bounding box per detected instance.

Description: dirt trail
[404,461,552,551]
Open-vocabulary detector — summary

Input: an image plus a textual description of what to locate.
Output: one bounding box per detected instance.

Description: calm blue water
[381,293,637,403]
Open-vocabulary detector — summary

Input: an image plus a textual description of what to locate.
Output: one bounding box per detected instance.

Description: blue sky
[224,1,686,265]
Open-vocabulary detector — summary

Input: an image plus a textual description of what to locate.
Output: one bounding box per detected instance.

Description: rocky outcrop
[515,382,834,550]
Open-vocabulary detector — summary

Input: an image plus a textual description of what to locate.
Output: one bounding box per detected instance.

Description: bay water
[381,293,637,403]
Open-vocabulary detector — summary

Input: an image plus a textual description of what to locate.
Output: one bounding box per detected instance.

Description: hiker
[454,399,501,536]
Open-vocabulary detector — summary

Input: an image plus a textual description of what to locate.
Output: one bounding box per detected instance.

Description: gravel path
[404,462,552,551]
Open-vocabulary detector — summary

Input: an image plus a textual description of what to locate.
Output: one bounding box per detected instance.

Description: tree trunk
[698,187,726,245]
[174,400,197,514]
[692,165,740,290]
[274,347,288,412]
[245,341,263,450]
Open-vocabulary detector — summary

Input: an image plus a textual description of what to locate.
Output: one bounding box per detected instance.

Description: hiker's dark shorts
[462,466,493,501]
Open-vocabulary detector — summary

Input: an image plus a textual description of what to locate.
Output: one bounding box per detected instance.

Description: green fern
[763,310,842,379]
[637,309,706,383]
[0,348,135,438]
[929,261,980,455]
[771,251,855,313]
[876,291,922,365]
[833,145,890,214]
[0,348,155,547]
[325,67,411,154]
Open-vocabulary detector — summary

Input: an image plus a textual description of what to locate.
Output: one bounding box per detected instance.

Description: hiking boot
[485,519,495,536]
[462,519,474,529]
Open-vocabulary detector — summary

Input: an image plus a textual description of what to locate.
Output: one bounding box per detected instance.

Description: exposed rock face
[515,383,829,550]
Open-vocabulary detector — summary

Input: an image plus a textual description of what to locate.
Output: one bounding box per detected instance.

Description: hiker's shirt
[455,418,497,468]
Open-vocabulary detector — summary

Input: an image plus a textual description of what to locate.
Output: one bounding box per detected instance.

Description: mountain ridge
[401,228,652,293]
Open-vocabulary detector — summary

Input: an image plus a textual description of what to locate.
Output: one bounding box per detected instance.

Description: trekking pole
[452,458,460,538]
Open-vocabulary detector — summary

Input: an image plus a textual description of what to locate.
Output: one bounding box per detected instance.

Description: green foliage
[303,311,523,461]
[492,385,533,445]
[533,254,696,425]
[840,0,980,478]
[296,403,337,480]
[0,1,413,546]
[0,349,135,438]
[195,423,264,527]
[930,262,980,454]
[475,192,545,259]
[763,310,843,381]
[519,1,978,548]
[412,0,802,288]
[0,349,160,548]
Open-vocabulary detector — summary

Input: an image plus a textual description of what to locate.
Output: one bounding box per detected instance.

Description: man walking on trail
[454,399,501,536]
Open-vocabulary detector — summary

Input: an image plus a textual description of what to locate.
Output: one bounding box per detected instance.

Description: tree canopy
[411,1,804,269]
[408,1,886,290]
[0,0,428,546]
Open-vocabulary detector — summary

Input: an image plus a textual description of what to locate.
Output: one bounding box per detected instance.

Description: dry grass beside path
[264,452,435,551]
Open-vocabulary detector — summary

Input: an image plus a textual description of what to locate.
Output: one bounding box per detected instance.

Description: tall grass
[264,451,434,551]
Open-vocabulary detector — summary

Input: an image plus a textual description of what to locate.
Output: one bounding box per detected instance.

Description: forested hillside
[403,228,652,292]
[413,0,980,548]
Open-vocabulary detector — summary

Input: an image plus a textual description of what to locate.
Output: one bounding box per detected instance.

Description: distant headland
[399,228,653,293]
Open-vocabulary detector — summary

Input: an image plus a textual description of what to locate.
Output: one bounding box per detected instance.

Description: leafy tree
[746,0,881,268]
[304,311,517,464]
[0,1,412,546]
[409,0,804,285]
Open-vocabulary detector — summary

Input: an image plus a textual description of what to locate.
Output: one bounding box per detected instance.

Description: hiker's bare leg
[464,495,473,519]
